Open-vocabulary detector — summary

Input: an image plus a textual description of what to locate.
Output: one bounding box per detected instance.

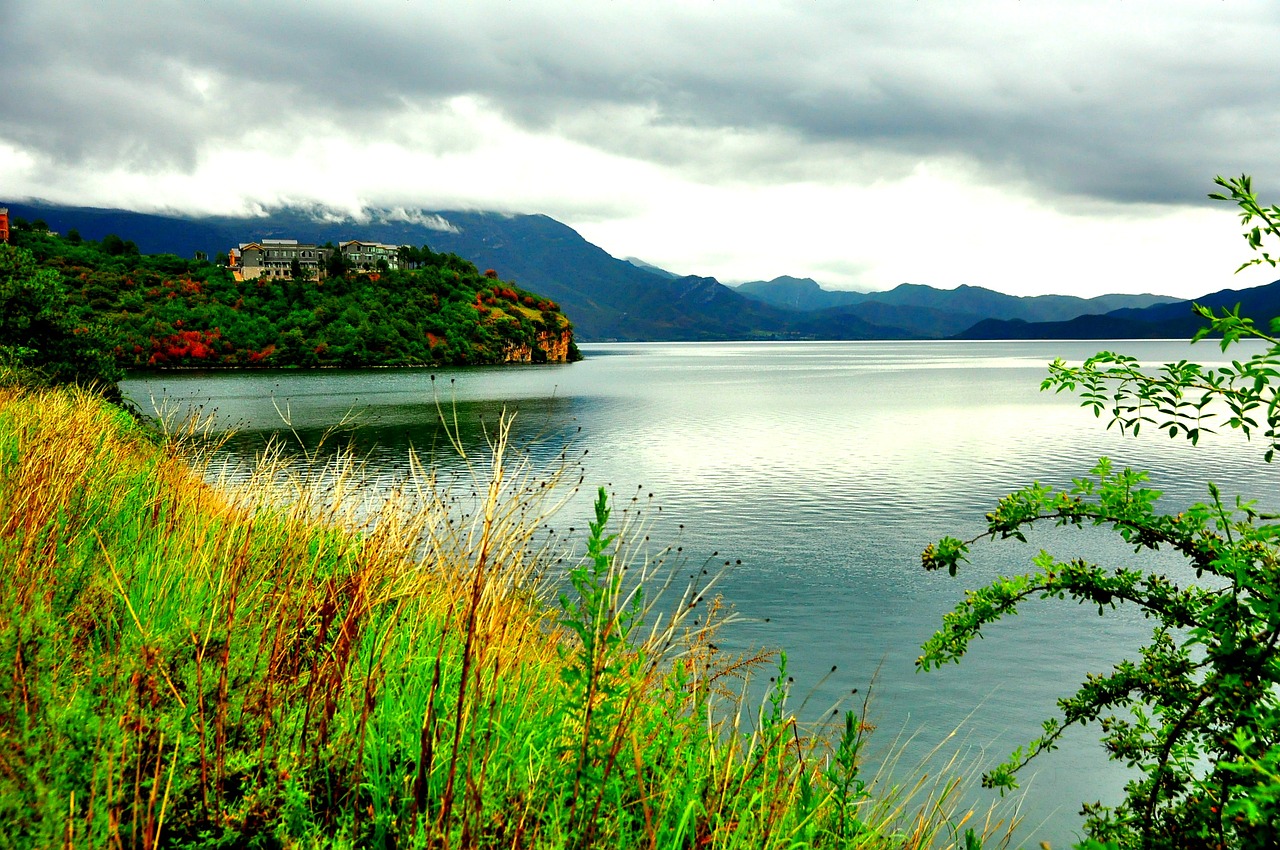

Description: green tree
[324,245,346,279]
[0,244,122,395]
[921,175,1280,848]
[101,233,126,256]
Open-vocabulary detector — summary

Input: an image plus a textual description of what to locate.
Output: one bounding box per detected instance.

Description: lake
[120,339,1276,845]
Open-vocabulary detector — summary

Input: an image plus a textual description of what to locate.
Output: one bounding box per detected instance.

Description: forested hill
[6,223,581,375]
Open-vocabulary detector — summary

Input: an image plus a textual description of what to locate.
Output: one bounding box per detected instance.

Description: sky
[5,1,1280,299]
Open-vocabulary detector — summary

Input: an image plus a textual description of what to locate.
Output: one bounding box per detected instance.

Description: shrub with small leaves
[921,175,1280,848]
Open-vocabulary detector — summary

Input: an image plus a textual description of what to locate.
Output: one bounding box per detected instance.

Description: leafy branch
[921,174,1280,847]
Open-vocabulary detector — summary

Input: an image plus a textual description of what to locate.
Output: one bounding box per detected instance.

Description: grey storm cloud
[6,0,1280,209]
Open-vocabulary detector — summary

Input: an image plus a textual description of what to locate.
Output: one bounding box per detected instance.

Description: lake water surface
[121,340,1278,844]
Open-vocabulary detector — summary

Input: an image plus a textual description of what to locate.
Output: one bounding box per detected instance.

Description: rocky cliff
[502,328,576,363]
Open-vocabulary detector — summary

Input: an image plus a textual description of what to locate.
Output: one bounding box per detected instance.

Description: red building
[0,208,8,244]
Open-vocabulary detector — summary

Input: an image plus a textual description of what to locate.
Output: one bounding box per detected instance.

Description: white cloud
[376,210,460,233]
[576,164,1267,300]
[3,1,1280,299]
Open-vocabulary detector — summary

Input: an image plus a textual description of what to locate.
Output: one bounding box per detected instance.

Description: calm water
[121,340,1277,844]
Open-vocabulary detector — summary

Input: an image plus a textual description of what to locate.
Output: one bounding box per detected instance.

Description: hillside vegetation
[3,202,1197,343]
[0,376,1012,848]
[4,221,580,378]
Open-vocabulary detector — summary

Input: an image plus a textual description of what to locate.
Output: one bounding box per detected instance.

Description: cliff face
[538,328,573,362]
[502,328,575,363]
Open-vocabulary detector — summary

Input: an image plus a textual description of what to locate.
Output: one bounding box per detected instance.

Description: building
[229,238,331,281]
[225,236,404,280]
[340,240,401,271]
[0,208,8,244]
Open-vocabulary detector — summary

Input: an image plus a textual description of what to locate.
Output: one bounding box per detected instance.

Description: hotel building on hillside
[0,208,9,244]
[339,240,401,270]
[230,239,328,281]
[228,237,402,280]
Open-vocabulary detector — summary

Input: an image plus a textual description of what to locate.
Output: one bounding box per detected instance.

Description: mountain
[807,301,988,339]
[865,283,1178,321]
[4,200,1229,343]
[733,277,868,311]
[734,277,1178,323]
[956,279,1280,339]
[733,277,1180,336]
[624,257,681,279]
[2,201,913,342]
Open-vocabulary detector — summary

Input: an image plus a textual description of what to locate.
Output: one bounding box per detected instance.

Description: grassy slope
[0,381,1009,849]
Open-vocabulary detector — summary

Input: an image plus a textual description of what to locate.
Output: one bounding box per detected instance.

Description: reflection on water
[121,339,1276,845]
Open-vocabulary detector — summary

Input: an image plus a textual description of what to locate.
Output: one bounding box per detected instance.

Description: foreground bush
[0,381,1007,848]
[921,175,1280,848]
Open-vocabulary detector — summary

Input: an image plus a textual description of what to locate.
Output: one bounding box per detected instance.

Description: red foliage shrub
[148,328,224,362]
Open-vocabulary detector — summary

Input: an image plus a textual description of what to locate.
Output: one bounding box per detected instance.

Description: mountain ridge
[4,200,1256,342]
[956,279,1280,340]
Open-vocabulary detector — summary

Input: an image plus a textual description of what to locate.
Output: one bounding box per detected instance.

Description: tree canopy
[0,242,122,395]
[7,224,581,373]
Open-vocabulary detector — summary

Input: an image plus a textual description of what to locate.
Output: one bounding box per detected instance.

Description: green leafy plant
[920,175,1280,848]
[0,243,122,395]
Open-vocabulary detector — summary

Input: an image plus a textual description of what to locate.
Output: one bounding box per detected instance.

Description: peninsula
[2,217,581,390]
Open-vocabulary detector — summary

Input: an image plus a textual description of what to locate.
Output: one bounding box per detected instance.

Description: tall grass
[0,380,1016,848]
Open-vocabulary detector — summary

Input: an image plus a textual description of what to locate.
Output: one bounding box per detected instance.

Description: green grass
[0,380,1016,848]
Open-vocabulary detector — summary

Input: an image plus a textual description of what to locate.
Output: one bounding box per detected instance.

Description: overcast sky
[4,1,1280,297]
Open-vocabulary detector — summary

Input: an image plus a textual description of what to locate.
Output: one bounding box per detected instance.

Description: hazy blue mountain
[734,277,868,311]
[841,281,1167,319]
[820,301,989,338]
[734,277,1178,328]
[956,279,1280,339]
[624,257,681,279]
[4,202,238,258]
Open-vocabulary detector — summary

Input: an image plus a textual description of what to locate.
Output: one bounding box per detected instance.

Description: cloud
[4,1,1280,297]
[376,210,460,233]
[9,1,1280,207]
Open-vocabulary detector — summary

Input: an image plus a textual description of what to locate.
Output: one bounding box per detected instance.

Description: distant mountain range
[956,279,1280,339]
[5,200,1276,341]
[730,277,1180,337]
